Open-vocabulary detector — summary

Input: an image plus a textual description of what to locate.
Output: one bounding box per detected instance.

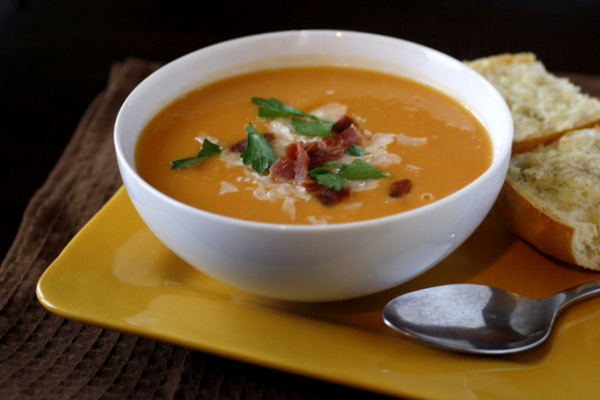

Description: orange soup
[136,66,492,225]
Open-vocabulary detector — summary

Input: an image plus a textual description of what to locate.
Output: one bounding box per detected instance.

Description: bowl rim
[114,29,513,233]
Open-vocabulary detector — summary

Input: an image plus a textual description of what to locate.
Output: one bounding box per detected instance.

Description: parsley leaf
[171,139,223,169]
[326,159,391,180]
[252,97,317,121]
[291,118,335,137]
[345,144,364,156]
[252,97,334,137]
[240,122,277,173]
[307,159,390,190]
[307,168,346,190]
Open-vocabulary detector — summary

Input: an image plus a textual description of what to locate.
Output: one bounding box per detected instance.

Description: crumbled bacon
[316,187,352,206]
[321,116,363,149]
[269,141,310,181]
[332,115,354,133]
[231,133,275,152]
[231,140,246,152]
[302,180,324,192]
[390,179,412,198]
[321,134,342,148]
[339,126,363,147]
[305,145,345,169]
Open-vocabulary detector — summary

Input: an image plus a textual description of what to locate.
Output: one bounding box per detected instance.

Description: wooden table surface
[1,1,600,399]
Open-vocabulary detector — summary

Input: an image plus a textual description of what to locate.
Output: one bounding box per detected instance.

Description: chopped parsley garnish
[252,97,334,137]
[172,98,386,197]
[240,122,277,174]
[252,97,317,120]
[307,168,346,190]
[291,118,335,137]
[307,159,390,189]
[327,159,391,180]
[171,139,223,169]
[345,144,364,156]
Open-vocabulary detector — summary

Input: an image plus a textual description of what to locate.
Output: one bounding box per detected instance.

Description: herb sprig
[345,144,364,156]
[252,97,316,120]
[290,118,335,137]
[306,168,347,190]
[307,159,390,189]
[240,122,277,174]
[171,139,223,169]
[252,97,334,137]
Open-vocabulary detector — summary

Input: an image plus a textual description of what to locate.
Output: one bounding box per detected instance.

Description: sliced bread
[491,127,600,270]
[466,53,600,153]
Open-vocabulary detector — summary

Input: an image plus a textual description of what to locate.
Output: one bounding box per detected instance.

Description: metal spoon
[382,280,600,355]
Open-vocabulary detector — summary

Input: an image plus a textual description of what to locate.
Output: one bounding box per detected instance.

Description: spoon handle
[555,278,600,312]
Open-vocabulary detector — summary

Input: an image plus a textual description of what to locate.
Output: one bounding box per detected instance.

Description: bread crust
[511,120,600,153]
[466,53,600,154]
[468,52,536,66]
[511,131,564,154]
[491,180,578,266]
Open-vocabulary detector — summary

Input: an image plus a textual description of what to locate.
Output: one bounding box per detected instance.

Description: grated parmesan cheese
[282,197,297,220]
[342,202,363,210]
[219,181,238,194]
[307,215,332,225]
[195,135,220,144]
[396,133,428,146]
[406,164,423,172]
[310,103,347,121]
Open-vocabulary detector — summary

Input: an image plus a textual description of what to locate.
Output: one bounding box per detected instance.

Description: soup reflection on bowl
[114,30,513,302]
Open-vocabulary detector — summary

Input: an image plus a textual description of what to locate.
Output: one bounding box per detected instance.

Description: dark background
[1,0,600,258]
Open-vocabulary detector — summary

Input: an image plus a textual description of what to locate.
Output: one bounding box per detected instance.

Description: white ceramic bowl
[114,30,513,302]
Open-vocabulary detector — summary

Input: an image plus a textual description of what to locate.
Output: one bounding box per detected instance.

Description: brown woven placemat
[0,59,395,400]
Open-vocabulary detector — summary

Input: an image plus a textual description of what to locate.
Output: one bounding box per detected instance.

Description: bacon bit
[390,179,412,198]
[302,180,324,192]
[339,127,363,147]
[231,133,275,152]
[332,115,354,133]
[269,141,310,181]
[321,133,342,148]
[317,187,352,206]
[302,141,320,155]
[230,138,246,152]
[321,126,363,149]
[306,145,345,169]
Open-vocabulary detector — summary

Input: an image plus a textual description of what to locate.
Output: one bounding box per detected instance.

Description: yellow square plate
[37,187,600,399]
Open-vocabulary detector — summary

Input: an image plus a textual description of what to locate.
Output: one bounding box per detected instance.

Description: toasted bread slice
[466,53,600,153]
[491,127,600,270]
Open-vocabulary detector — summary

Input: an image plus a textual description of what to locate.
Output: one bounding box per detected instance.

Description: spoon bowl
[382,279,600,354]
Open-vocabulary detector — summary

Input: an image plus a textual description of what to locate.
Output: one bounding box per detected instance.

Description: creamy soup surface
[136,66,492,225]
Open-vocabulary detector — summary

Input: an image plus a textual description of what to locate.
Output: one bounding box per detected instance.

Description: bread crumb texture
[507,128,600,269]
[467,53,600,147]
